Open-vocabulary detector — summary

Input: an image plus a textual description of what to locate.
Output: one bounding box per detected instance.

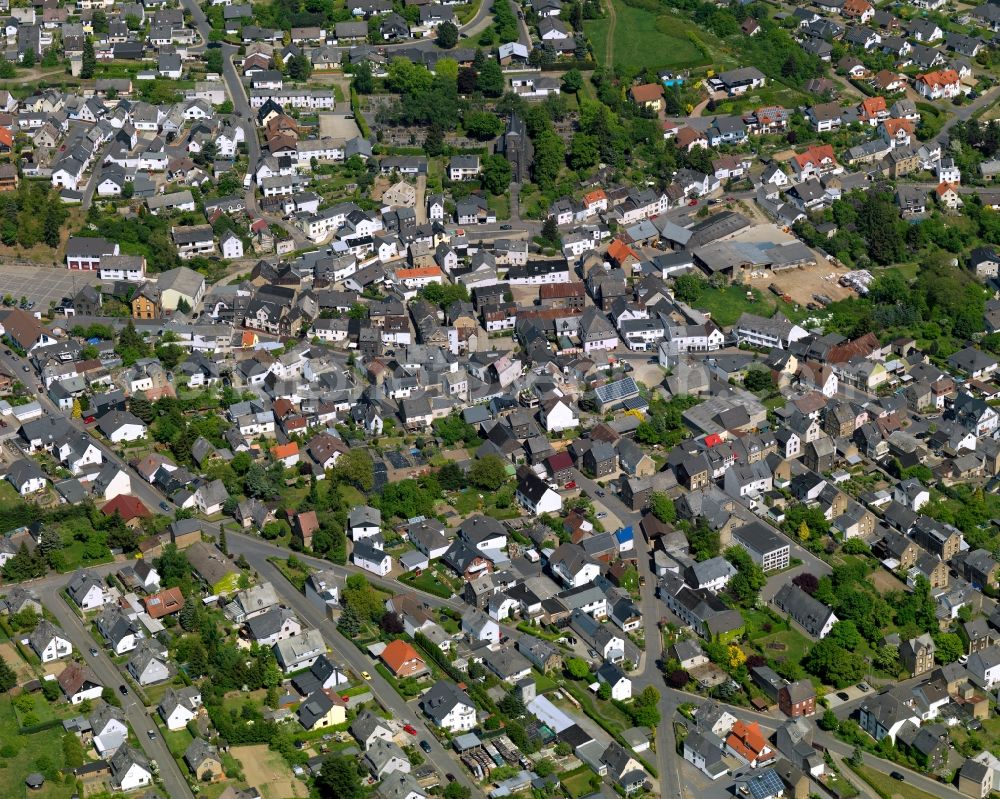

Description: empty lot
[318,113,362,141]
[233,744,307,799]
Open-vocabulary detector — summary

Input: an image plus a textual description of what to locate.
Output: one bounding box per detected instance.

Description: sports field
[584,4,718,71]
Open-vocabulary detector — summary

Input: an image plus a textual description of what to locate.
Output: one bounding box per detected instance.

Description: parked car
[564,481,577,490]
[420,740,432,754]
[403,724,417,735]
[836,691,849,701]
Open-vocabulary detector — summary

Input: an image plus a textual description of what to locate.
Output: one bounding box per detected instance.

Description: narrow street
[231,538,486,799]
[36,571,195,799]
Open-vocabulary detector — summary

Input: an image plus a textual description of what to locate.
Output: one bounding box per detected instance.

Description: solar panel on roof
[622,396,649,412]
[746,769,783,799]
[594,376,639,403]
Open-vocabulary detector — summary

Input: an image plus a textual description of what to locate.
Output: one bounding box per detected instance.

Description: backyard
[0,695,77,799]
[561,764,599,799]
[398,566,461,599]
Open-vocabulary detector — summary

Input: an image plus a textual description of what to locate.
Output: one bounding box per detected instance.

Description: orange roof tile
[882,118,915,136]
[396,266,443,278]
[917,69,959,88]
[583,189,607,206]
[608,238,638,264]
[144,586,185,618]
[102,495,151,521]
[272,442,299,459]
[793,144,837,169]
[860,96,886,117]
[381,639,425,674]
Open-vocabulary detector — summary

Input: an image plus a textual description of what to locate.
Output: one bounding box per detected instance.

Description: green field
[584,4,714,71]
[692,285,778,327]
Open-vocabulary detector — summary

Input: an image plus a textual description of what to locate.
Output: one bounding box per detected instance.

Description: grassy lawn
[559,681,632,736]
[824,773,859,799]
[12,693,57,726]
[561,765,597,799]
[851,765,941,799]
[712,84,809,116]
[159,723,194,759]
[338,483,366,508]
[534,670,558,693]
[755,629,812,667]
[693,285,777,327]
[449,488,521,520]
[487,193,510,220]
[398,566,458,599]
[269,556,309,592]
[0,481,21,503]
[0,696,77,799]
[741,608,788,640]
[584,5,713,71]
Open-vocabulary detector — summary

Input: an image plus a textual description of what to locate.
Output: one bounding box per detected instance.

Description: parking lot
[0,263,84,311]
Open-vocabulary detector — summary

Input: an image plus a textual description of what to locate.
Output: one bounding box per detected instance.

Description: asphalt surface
[42,580,195,799]
[225,533,486,799]
[178,0,310,248]
[81,142,115,210]
[0,347,168,515]
[0,264,87,309]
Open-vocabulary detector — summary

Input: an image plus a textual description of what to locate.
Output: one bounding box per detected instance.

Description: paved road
[178,0,310,249]
[226,534,486,799]
[566,468,683,799]
[31,570,196,799]
[941,83,1000,134]
[0,348,169,514]
[81,141,115,210]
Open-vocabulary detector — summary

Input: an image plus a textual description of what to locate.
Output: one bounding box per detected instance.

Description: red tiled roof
[101,495,151,521]
[630,83,664,103]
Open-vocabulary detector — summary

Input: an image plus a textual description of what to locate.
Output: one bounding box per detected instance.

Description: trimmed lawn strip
[850,764,942,799]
